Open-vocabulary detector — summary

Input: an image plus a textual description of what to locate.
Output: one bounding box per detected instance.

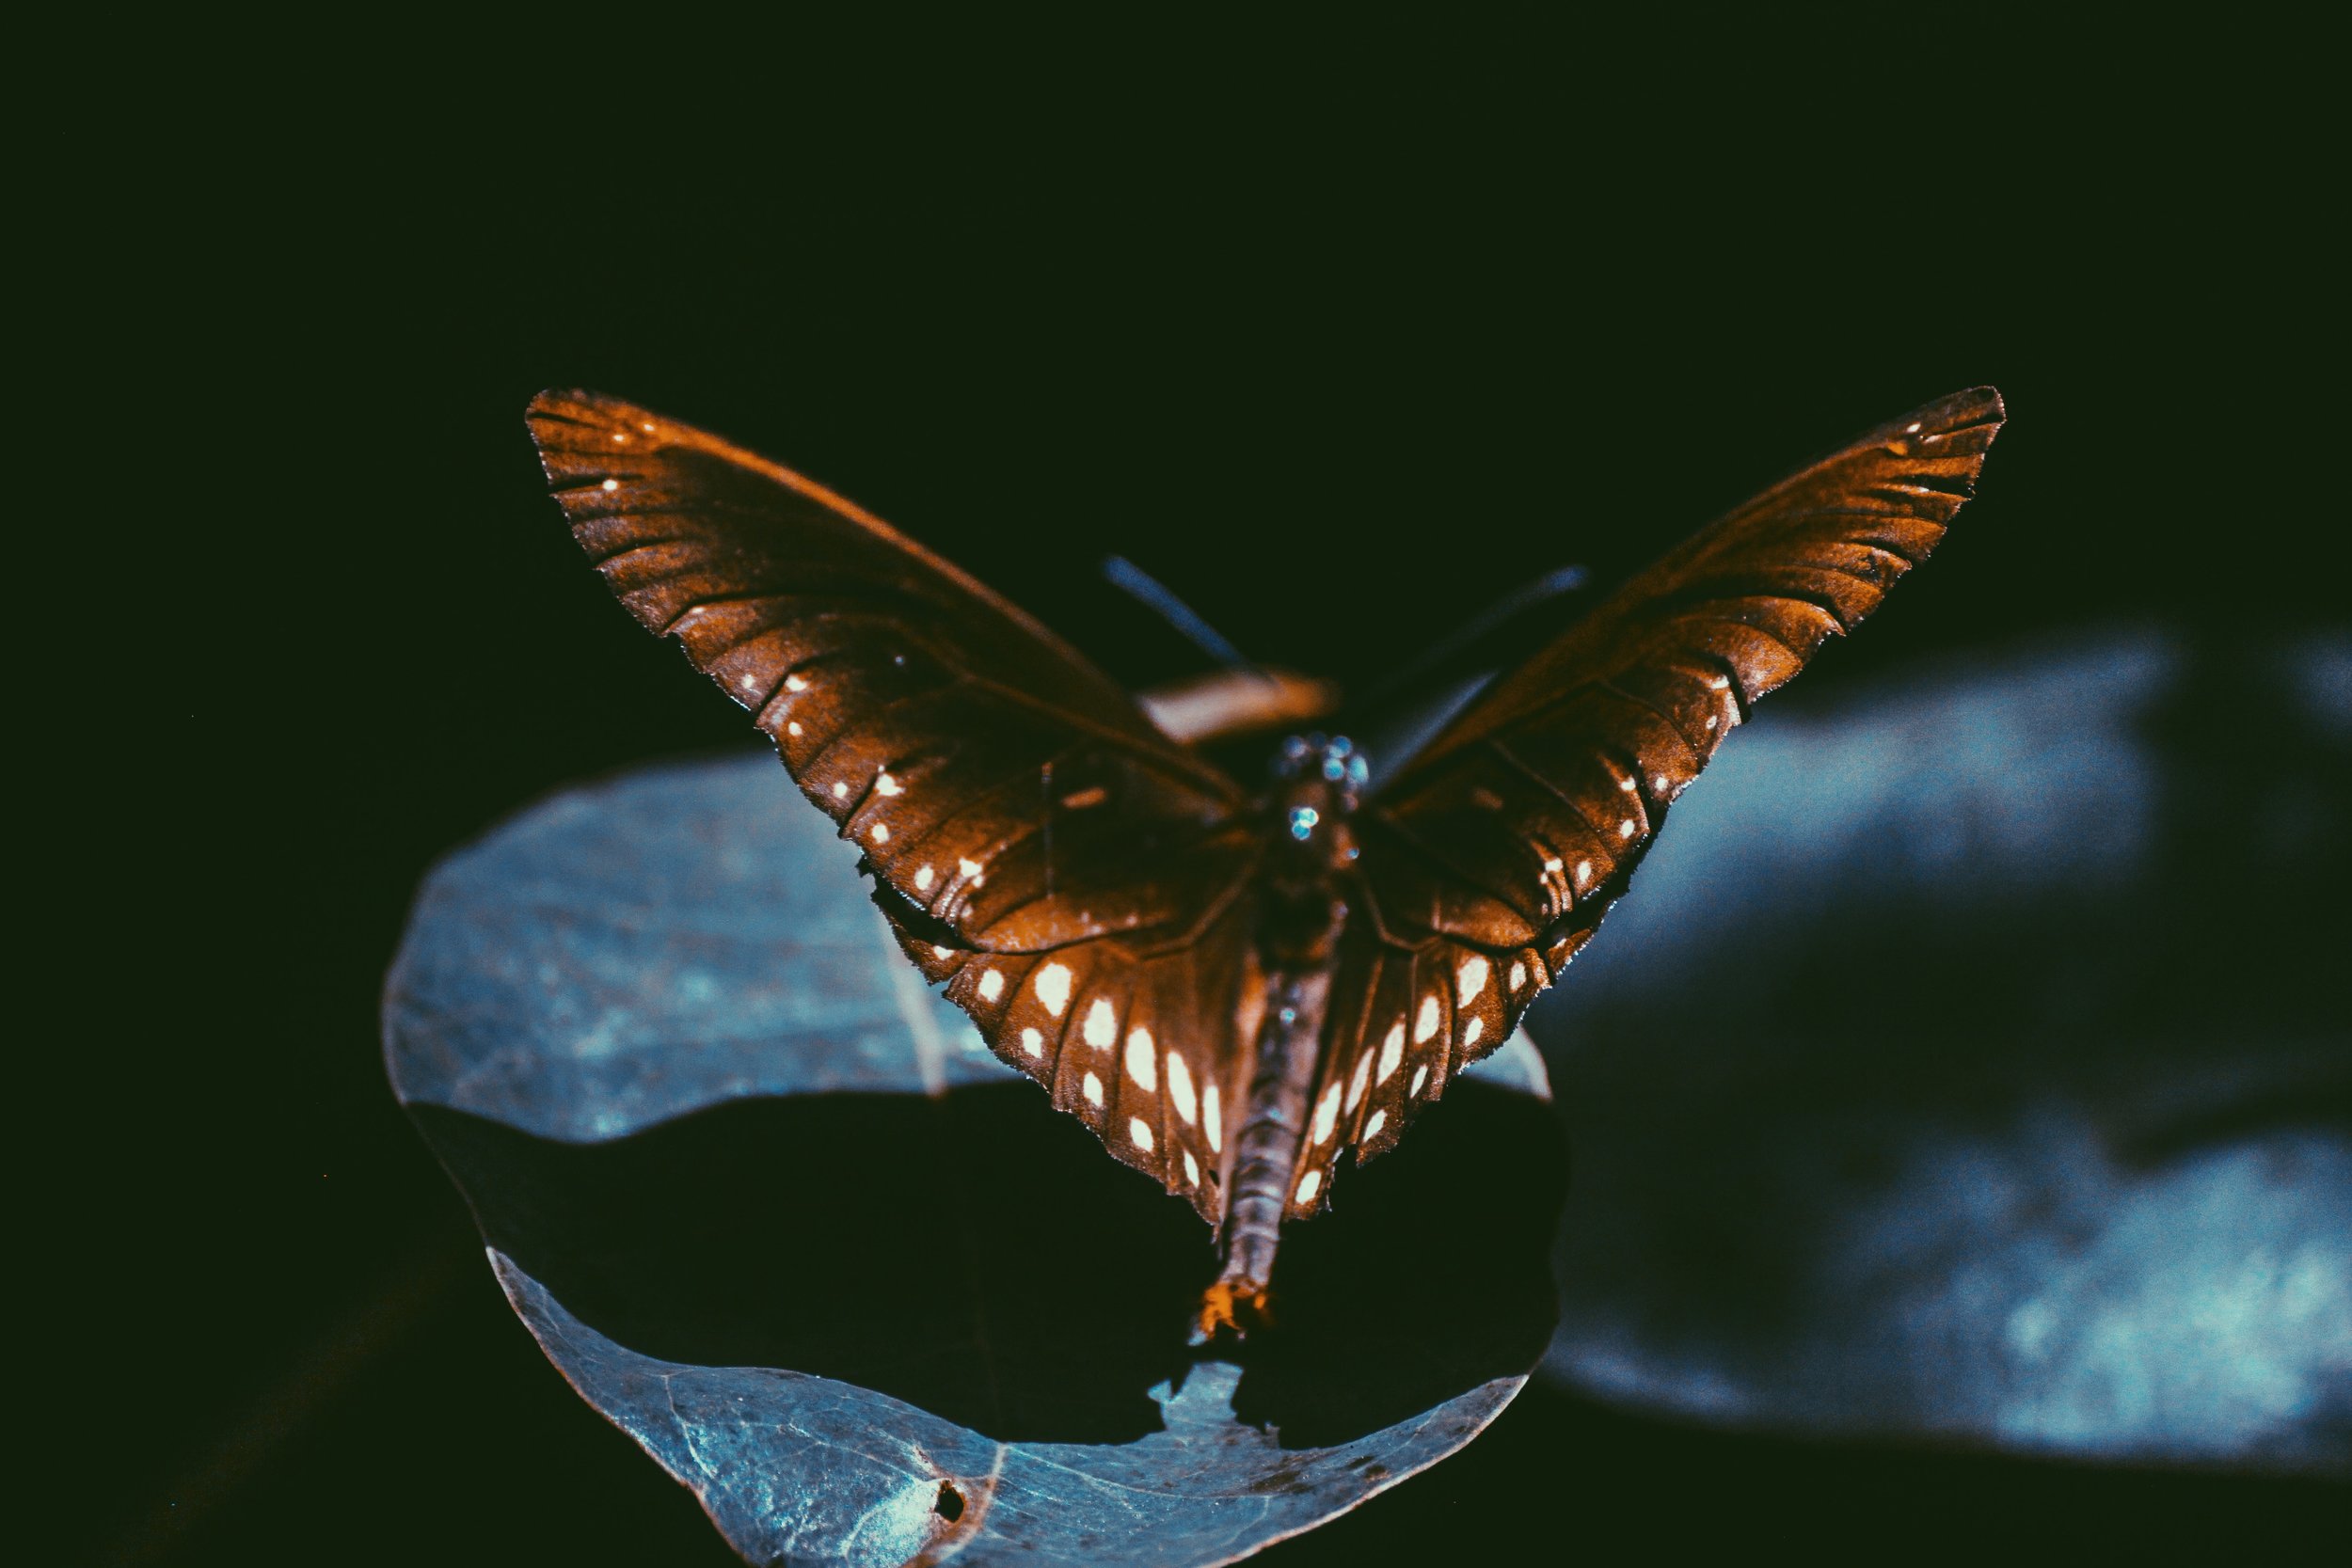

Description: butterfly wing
[528,391,1256,1217]
[1284,387,2008,1213]
[926,900,1259,1222]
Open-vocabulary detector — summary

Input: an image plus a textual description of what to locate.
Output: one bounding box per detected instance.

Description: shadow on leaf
[415,1075,1565,1448]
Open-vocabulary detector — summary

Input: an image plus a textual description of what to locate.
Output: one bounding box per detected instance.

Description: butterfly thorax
[1254,734,1368,970]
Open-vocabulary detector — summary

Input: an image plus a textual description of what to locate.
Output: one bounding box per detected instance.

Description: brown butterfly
[527,387,2005,1335]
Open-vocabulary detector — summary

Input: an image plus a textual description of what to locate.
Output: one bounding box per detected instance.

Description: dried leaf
[386,752,1565,1565]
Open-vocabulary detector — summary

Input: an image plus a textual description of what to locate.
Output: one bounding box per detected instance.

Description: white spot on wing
[914,865,934,891]
[959,858,983,879]
[1082,1070,1104,1107]
[1363,1109,1387,1140]
[1509,960,1526,990]
[787,721,803,736]
[1129,1117,1153,1151]
[1183,1150,1200,1184]
[1203,1083,1222,1152]
[1377,1022,1406,1084]
[1905,420,1923,434]
[1035,962,1072,1016]
[875,772,903,796]
[1168,1053,1196,1124]
[1410,1065,1429,1097]
[1414,995,1441,1044]
[977,969,1004,1003]
[1456,956,1489,1006]
[739,673,758,690]
[600,478,619,492]
[1462,1015,1484,1048]
[1576,860,1592,885]
[1295,1169,1322,1203]
[870,823,890,844]
[1619,819,1636,838]
[1346,1051,1372,1111]
[786,673,809,691]
[1020,1026,1043,1058]
[1311,1084,1342,1144]
[1083,998,1117,1049]
[931,945,953,960]
[1125,1027,1156,1090]
[832,782,850,799]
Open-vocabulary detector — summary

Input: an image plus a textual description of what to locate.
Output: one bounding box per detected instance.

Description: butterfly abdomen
[1200,967,1331,1338]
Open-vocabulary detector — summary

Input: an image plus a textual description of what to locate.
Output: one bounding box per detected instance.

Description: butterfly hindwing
[1305,388,2007,1180]
[937,897,1257,1222]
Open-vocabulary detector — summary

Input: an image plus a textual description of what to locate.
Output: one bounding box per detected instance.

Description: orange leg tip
[1195,1280,1277,1340]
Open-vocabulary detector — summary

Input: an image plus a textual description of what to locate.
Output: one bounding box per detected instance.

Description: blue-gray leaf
[386,752,1563,1566]
[1529,631,2352,1470]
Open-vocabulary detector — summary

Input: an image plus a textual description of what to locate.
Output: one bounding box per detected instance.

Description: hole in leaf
[935,1481,965,1522]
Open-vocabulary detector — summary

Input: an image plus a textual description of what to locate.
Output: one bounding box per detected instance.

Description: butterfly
[526,387,2005,1335]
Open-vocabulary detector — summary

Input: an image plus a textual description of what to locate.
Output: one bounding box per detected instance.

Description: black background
[58,36,2344,1566]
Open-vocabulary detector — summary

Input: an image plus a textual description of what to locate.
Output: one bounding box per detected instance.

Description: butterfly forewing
[1409,387,2006,776]
[1289,388,2007,1192]
[528,391,1259,1214]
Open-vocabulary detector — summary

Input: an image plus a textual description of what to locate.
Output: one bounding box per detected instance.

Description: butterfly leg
[1196,970,1329,1340]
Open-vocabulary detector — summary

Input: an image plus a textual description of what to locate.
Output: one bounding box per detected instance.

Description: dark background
[60,42,2343,1566]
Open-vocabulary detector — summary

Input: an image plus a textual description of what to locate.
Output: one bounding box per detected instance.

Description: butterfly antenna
[1104,555,1252,670]
[1353,562,1591,712]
